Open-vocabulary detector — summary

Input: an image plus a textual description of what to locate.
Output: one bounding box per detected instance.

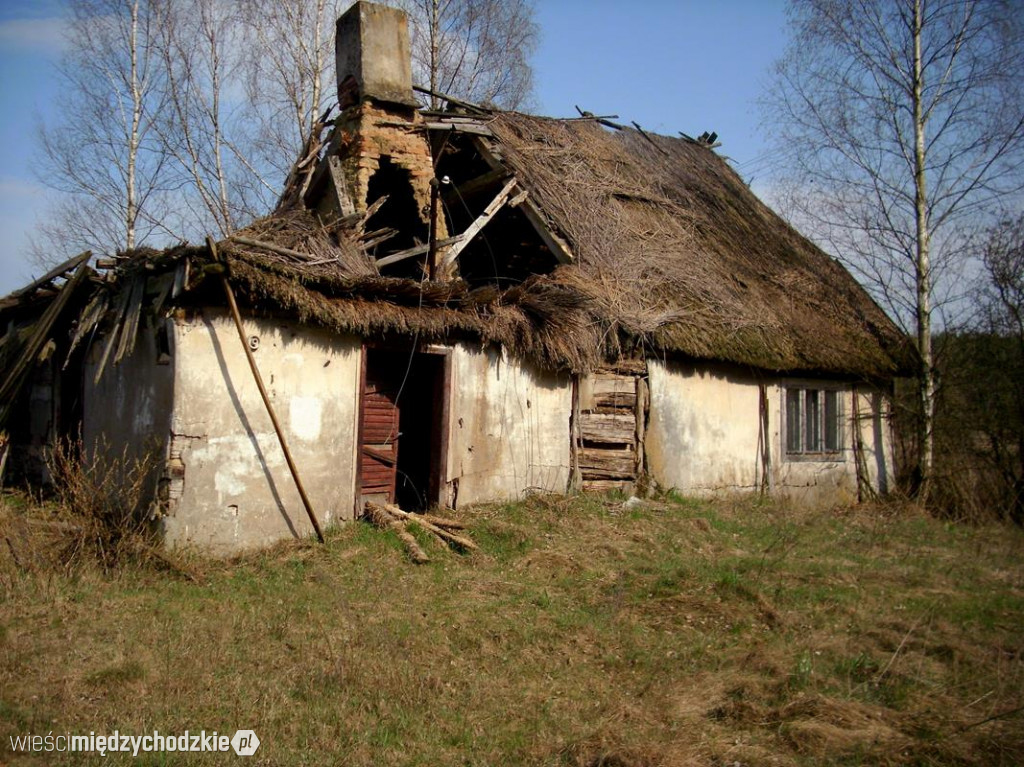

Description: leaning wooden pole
[207,237,325,543]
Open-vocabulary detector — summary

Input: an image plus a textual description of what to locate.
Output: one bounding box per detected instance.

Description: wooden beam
[423,121,493,137]
[579,447,636,480]
[9,251,91,300]
[471,137,575,264]
[580,412,636,445]
[443,168,510,204]
[209,237,325,544]
[411,84,490,114]
[588,374,638,409]
[92,278,133,384]
[0,259,91,428]
[569,375,582,492]
[375,236,462,268]
[441,178,518,267]
[227,235,310,262]
[113,275,146,364]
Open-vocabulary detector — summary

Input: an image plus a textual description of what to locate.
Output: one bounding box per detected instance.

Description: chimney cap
[336,1,418,110]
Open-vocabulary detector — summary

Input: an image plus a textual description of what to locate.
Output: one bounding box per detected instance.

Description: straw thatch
[483,113,912,379]
[174,110,910,379]
[3,107,912,382]
[219,247,606,372]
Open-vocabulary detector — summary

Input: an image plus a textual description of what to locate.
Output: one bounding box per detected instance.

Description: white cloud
[0,16,66,53]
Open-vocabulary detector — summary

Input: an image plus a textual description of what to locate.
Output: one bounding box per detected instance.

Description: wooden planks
[580,412,635,445]
[360,384,399,498]
[579,447,635,480]
[577,369,646,489]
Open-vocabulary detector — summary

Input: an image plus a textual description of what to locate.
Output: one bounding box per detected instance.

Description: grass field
[1,491,1023,765]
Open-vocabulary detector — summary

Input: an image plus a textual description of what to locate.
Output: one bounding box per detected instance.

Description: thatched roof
[2,107,913,384]
[478,112,912,379]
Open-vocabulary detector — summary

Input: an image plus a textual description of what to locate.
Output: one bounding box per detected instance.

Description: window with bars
[784,386,843,457]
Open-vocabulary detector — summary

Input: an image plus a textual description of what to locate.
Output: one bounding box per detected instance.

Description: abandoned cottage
[0,3,912,552]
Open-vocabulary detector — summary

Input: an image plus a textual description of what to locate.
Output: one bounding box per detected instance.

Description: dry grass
[44,438,164,572]
[1,492,1022,765]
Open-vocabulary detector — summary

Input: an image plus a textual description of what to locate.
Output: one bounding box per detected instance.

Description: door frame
[353,342,452,518]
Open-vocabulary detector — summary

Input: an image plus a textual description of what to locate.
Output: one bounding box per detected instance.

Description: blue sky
[0,0,788,295]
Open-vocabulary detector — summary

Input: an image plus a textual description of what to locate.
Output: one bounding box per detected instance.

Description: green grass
[2,491,1023,765]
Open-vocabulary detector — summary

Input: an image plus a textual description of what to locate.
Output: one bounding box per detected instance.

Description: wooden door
[360,377,400,502]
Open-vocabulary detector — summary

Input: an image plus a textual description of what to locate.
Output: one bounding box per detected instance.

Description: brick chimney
[328,1,441,258]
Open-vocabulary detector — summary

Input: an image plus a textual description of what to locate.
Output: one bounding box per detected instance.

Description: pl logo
[231,730,260,756]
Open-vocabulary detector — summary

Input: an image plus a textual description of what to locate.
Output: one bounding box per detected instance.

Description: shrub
[47,436,162,571]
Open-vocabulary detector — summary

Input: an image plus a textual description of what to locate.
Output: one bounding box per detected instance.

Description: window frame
[782,382,845,461]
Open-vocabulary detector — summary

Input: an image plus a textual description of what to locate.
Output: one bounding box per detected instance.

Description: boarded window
[824,390,841,452]
[785,388,802,453]
[785,385,843,458]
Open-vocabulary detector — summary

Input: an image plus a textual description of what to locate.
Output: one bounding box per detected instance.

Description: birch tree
[395,0,537,109]
[156,0,276,236]
[764,0,1024,499]
[32,0,539,260]
[239,0,349,183]
[35,0,170,262]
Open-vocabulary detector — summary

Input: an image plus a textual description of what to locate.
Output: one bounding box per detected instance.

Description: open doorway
[358,347,449,512]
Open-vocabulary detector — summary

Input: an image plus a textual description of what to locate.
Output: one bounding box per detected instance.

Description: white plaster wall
[646,360,893,506]
[446,344,572,505]
[646,361,762,494]
[164,310,361,552]
[851,388,893,495]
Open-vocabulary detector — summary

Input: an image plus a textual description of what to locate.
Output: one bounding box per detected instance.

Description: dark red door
[360,377,400,502]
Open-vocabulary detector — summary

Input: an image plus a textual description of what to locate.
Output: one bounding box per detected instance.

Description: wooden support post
[208,238,325,543]
[569,375,582,492]
[428,176,441,279]
[635,374,649,485]
[851,385,876,503]
[757,382,771,495]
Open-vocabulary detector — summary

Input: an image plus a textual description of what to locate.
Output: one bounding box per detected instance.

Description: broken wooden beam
[420,513,466,530]
[0,258,92,428]
[113,275,146,365]
[359,227,399,251]
[374,235,462,268]
[92,276,133,384]
[441,178,519,267]
[470,137,575,264]
[632,121,669,156]
[365,502,429,564]
[10,251,91,300]
[227,235,312,262]
[380,502,479,551]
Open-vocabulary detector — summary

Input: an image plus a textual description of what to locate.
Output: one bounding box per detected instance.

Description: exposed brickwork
[334,102,447,240]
